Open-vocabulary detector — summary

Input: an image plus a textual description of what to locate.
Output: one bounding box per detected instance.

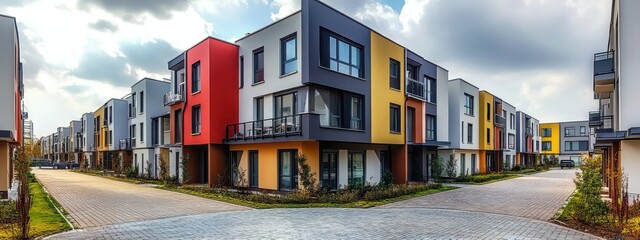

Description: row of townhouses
[0,14,24,199]
[589,0,640,198]
[41,1,552,191]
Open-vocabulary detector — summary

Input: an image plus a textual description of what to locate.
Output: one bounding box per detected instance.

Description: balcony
[164,91,184,106]
[226,114,302,141]
[594,115,614,133]
[118,138,133,150]
[593,51,615,93]
[525,127,533,136]
[494,114,506,127]
[589,111,602,127]
[406,77,425,100]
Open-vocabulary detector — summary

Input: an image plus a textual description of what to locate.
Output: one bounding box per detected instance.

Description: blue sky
[0,0,611,137]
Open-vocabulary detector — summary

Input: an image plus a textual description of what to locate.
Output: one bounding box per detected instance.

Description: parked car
[560,160,575,169]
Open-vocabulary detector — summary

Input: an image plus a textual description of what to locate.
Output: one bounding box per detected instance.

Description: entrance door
[471,154,476,174]
[321,151,338,190]
[249,151,259,188]
[278,149,298,190]
[199,148,208,184]
[486,153,493,172]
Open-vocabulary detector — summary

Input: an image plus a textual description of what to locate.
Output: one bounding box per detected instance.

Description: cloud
[17,23,47,90]
[71,48,135,87]
[270,0,300,20]
[89,19,119,32]
[78,0,192,23]
[120,39,181,74]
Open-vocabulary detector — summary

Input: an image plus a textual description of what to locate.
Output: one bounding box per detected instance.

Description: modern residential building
[128,78,170,177]
[94,105,107,168]
[103,98,129,170]
[478,91,499,173]
[165,53,186,181]
[558,121,590,165]
[55,127,69,162]
[516,111,541,167]
[590,0,640,198]
[0,14,23,199]
[69,120,81,163]
[23,119,33,144]
[502,101,517,170]
[81,112,95,167]
[540,122,560,160]
[440,79,479,176]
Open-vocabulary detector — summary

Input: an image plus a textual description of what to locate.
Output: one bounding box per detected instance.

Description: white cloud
[270,0,300,20]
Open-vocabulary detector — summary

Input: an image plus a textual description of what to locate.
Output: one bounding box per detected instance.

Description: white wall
[619,0,640,131]
[82,113,94,152]
[0,16,18,137]
[621,140,640,195]
[447,79,479,150]
[237,12,303,122]
[338,150,348,187]
[365,150,380,184]
[439,149,480,177]
[133,149,154,177]
[436,67,449,142]
[106,99,129,151]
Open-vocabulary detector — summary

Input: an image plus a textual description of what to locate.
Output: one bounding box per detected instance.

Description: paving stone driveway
[32,169,249,228]
[50,208,599,240]
[378,169,578,221]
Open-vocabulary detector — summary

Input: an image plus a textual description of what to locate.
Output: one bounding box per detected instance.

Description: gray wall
[559,121,590,155]
[0,16,18,136]
[130,78,170,149]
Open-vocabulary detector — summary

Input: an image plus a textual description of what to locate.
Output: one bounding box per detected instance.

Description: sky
[0,0,611,138]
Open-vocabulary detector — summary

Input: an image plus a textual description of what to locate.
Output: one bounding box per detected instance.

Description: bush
[430,155,444,182]
[569,156,610,224]
[456,172,511,183]
[511,165,521,171]
[126,166,138,178]
[445,155,457,178]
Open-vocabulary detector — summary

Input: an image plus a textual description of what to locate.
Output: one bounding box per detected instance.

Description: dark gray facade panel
[516,113,521,152]
[320,142,390,151]
[559,121,590,155]
[426,102,437,115]
[406,50,437,79]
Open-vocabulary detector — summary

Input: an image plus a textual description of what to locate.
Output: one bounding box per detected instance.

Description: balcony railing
[525,127,533,136]
[118,138,133,150]
[406,77,425,100]
[594,51,615,93]
[494,114,506,127]
[589,111,602,127]
[225,114,302,141]
[164,91,184,106]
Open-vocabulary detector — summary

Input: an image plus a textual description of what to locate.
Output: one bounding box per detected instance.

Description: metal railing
[406,77,425,100]
[164,91,184,106]
[494,114,506,126]
[225,114,302,141]
[594,51,615,76]
[119,138,133,150]
[525,127,533,136]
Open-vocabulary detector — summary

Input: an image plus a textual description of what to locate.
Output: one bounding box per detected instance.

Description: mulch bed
[554,219,621,239]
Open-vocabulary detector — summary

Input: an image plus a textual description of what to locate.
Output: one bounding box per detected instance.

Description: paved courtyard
[378,169,578,221]
[32,169,250,228]
[51,208,599,239]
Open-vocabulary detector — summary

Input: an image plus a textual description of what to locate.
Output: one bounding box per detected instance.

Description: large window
[140,91,144,113]
[321,30,364,78]
[580,126,586,136]
[321,151,338,190]
[426,115,436,141]
[140,122,144,142]
[253,48,264,84]
[407,107,415,142]
[255,97,264,121]
[281,35,297,75]
[274,92,297,118]
[192,105,201,134]
[192,62,200,93]
[508,133,515,149]
[464,94,474,115]
[542,128,552,137]
[389,59,400,90]
[348,152,365,186]
[175,109,182,143]
[249,151,258,188]
[467,123,473,143]
[426,76,436,103]
[314,88,363,130]
[564,127,575,137]
[390,104,401,133]
[565,141,589,151]
[510,113,515,130]
[278,149,298,190]
[542,141,552,151]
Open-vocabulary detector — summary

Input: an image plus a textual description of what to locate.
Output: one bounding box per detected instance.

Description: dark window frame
[281,33,298,75]
[348,151,366,186]
[467,123,473,144]
[426,76,437,103]
[191,105,201,134]
[564,126,575,137]
[542,128,552,137]
[320,29,365,78]
[464,93,474,116]
[191,61,201,93]
[253,47,265,84]
[140,91,144,113]
[389,58,400,90]
[426,114,436,141]
[239,56,244,89]
[542,141,552,151]
[390,104,401,133]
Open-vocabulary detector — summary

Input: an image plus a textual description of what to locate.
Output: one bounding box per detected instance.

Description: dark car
[560,160,575,169]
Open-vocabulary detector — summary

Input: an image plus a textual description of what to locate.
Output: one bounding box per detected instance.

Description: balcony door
[278,149,298,191]
[249,151,259,188]
[274,93,297,132]
[321,151,338,191]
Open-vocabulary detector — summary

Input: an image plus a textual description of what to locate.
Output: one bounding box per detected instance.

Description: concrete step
[601,187,609,194]
[601,197,612,203]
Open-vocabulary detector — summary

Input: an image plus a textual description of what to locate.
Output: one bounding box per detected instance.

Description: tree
[430,155,444,182]
[296,153,316,193]
[445,155,458,178]
[23,139,41,160]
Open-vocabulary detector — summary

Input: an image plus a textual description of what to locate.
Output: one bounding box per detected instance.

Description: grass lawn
[0,177,71,239]
[158,185,457,209]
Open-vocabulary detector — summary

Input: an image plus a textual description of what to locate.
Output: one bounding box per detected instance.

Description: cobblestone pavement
[32,169,250,228]
[378,169,578,221]
[49,208,600,240]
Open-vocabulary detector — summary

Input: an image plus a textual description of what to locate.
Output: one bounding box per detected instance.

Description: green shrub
[378,170,394,189]
[456,172,511,183]
[126,166,138,178]
[570,156,610,224]
[430,155,444,182]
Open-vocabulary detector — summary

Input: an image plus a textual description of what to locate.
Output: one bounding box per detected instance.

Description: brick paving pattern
[32,168,250,228]
[378,169,578,221]
[49,208,600,240]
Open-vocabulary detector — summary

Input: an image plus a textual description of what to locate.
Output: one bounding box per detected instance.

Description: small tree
[146,160,153,180]
[445,155,457,178]
[296,153,316,193]
[11,147,31,239]
[180,154,190,183]
[570,156,609,224]
[159,155,169,181]
[430,155,444,182]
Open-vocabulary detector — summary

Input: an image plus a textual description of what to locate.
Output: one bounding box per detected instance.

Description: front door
[278,149,298,190]
[321,151,338,190]
[249,151,259,188]
[486,153,493,172]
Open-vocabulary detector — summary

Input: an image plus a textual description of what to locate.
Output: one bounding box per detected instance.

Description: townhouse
[516,111,541,167]
[128,78,170,177]
[590,0,640,198]
[164,53,186,181]
[541,121,591,166]
[81,112,94,167]
[69,120,81,163]
[103,98,129,170]
[55,127,69,162]
[440,79,480,176]
[0,14,23,199]
[503,102,517,169]
[540,123,560,160]
[94,105,107,168]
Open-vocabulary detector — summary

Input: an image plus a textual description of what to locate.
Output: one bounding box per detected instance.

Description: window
[140,91,144,113]
[322,30,364,78]
[461,122,464,144]
[426,76,436,103]
[542,141,552,151]
[351,97,362,130]
[536,140,539,151]
[140,122,144,142]
[460,154,466,176]
[192,105,201,134]
[565,141,589,151]
[109,130,112,145]
[486,103,491,121]
[348,152,365,186]
[464,94,474,115]
[255,97,264,121]
[274,92,297,118]
[407,64,418,80]
[390,104,401,133]
[486,128,491,144]
[321,150,338,190]
[239,56,244,88]
[175,109,182,143]
[580,126,586,136]
[564,127,575,137]
[427,115,436,141]
[278,149,298,190]
[408,107,415,142]
[109,106,113,123]
[510,113,515,130]
[249,151,259,188]
[131,124,136,139]
[191,62,201,93]
[542,128,552,137]
[508,134,515,149]
[389,59,400,90]
[467,123,473,143]
[281,35,297,75]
